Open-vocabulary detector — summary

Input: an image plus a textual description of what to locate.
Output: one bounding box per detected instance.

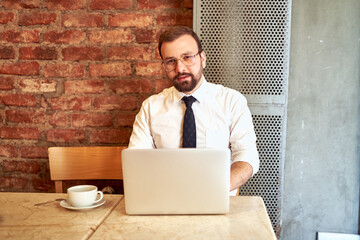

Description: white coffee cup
[67,185,103,207]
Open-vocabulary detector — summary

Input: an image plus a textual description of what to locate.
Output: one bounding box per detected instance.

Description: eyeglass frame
[161,52,202,72]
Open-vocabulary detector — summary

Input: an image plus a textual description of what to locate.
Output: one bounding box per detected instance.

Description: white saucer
[60,198,106,211]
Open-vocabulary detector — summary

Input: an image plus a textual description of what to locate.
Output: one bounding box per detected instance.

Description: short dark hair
[158,26,203,59]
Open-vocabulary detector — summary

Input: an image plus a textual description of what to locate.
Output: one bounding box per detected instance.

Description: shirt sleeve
[128,100,155,149]
[228,92,259,176]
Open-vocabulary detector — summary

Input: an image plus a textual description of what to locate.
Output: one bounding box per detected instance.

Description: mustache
[174,73,194,81]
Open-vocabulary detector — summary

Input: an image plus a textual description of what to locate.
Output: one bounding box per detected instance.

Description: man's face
[160,34,206,95]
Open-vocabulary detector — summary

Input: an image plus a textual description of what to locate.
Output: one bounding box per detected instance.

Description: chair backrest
[49,146,126,193]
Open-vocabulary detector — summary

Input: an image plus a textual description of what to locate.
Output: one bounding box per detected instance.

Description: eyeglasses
[162,52,201,72]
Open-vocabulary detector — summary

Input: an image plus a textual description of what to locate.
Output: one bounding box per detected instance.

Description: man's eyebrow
[182,51,195,55]
[164,51,196,60]
[163,56,176,61]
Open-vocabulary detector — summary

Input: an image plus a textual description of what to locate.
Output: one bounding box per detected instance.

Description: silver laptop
[122,148,230,215]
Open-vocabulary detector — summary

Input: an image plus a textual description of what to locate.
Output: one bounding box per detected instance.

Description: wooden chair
[49,146,126,193]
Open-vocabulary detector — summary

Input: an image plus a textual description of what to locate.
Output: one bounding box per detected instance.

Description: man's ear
[200,51,206,68]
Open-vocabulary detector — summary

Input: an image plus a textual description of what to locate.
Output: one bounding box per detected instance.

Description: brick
[108,46,153,60]
[0,62,39,75]
[184,0,193,8]
[49,112,68,126]
[1,30,40,43]
[89,129,131,144]
[89,63,132,77]
[72,113,112,127]
[109,79,152,94]
[19,11,57,25]
[62,47,104,61]
[138,0,180,9]
[0,145,18,157]
[6,109,46,124]
[0,77,14,90]
[1,94,37,107]
[62,13,104,27]
[0,46,15,59]
[21,146,48,158]
[139,94,151,105]
[2,0,40,9]
[44,0,86,10]
[89,29,131,44]
[0,127,41,140]
[93,96,137,110]
[44,64,85,78]
[64,79,104,94]
[155,49,162,60]
[40,96,49,108]
[153,47,163,60]
[49,96,91,110]
[0,12,14,24]
[44,30,85,44]
[109,13,153,27]
[0,176,29,190]
[117,113,136,127]
[3,160,41,173]
[135,62,164,77]
[156,11,193,27]
[155,78,173,93]
[19,46,57,60]
[46,129,86,143]
[89,0,132,10]
[32,177,54,192]
[18,79,57,93]
[134,29,158,44]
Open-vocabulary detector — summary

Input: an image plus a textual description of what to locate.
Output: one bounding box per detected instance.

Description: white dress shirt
[128,78,259,195]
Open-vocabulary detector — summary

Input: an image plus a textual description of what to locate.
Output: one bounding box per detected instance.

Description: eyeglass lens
[163,53,199,71]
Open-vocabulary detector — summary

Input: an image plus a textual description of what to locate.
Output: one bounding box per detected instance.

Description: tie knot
[182,96,196,108]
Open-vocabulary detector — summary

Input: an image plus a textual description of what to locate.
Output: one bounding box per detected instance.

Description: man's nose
[175,59,187,72]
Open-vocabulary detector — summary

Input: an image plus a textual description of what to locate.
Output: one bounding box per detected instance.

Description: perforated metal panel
[243,112,284,233]
[194,0,291,237]
[195,0,290,101]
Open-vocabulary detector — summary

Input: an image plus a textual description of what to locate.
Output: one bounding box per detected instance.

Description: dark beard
[171,62,203,93]
[172,73,199,93]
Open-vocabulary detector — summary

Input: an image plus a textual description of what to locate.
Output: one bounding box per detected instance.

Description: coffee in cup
[67,185,103,207]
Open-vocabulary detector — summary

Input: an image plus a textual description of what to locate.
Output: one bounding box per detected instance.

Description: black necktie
[182,96,197,148]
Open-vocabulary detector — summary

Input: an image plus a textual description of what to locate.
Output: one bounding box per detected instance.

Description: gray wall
[282,0,360,239]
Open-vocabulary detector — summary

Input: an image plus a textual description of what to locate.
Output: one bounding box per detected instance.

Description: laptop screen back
[122,148,230,215]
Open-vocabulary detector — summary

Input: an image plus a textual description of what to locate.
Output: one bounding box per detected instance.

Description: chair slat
[49,146,126,193]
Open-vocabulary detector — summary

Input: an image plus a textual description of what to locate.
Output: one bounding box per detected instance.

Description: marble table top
[0,192,123,240]
[90,196,277,240]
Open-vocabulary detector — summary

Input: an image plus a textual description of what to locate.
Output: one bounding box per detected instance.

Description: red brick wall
[0,0,193,192]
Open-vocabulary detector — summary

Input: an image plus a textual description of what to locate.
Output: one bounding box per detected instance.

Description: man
[128,26,259,196]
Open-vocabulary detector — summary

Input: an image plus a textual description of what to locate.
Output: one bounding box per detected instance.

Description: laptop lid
[122,148,230,215]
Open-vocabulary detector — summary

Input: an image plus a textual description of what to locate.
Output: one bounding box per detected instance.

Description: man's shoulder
[207,81,245,100]
[142,86,175,105]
